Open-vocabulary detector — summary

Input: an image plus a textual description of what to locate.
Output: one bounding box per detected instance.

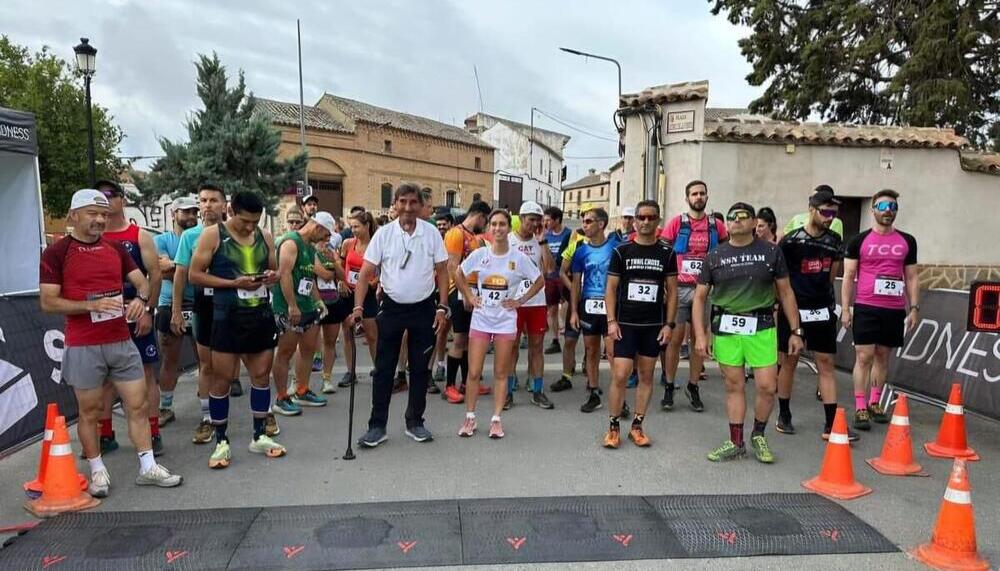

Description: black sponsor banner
[0,107,38,156]
[834,284,1000,421]
[0,295,197,458]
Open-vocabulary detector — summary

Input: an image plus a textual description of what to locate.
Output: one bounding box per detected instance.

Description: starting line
[1,493,896,569]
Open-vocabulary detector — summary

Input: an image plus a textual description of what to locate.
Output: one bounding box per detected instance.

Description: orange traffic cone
[925,384,980,461]
[24,416,100,518]
[910,459,990,571]
[802,407,872,500]
[23,403,86,499]
[866,394,925,476]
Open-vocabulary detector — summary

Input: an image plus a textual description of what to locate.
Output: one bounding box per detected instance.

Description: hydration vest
[672,213,718,255]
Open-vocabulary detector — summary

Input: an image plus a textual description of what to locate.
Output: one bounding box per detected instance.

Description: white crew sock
[88,455,106,474]
[137,449,156,473]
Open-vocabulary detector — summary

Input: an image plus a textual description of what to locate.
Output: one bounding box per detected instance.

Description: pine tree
[146,53,306,206]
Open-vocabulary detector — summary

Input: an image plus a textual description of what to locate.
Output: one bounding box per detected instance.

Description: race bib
[89,294,124,323]
[237,285,268,300]
[481,289,506,308]
[316,278,337,291]
[627,283,658,303]
[181,310,193,329]
[584,298,606,315]
[203,288,214,296]
[874,277,904,296]
[681,259,704,275]
[347,270,360,286]
[719,314,757,335]
[297,278,314,296]
[515,279,532,299]
[799,307,830,323]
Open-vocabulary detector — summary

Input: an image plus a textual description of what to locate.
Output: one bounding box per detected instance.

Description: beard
[687,199,706,212]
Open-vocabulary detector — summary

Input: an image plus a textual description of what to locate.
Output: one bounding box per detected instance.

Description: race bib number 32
[874,277,904,296]
[627,283,658,303]
[719,314,757,335]
[584,298,606,315]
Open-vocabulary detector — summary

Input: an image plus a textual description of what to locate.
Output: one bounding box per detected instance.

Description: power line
[532,108,619,142]
[564,155,619,160]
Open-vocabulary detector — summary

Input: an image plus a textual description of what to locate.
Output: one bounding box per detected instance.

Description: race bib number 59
[719,314,757,335]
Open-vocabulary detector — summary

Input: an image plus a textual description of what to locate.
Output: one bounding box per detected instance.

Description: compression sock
[869,386,882,406]
[752,418,767,436]
[209,393,230,442]
[250,385,270,440]
[149,416,160,438]
[729,423,745,448]
[507,376,515,397]
[533,377,543,393]
[200,398,210,421]
[99,417,113,438]
[460,351,469,385]
[160,391,174,410]
[854,391,867,411]
[778,397,791,420]
[823,403,837,434]
[446,355,461,387]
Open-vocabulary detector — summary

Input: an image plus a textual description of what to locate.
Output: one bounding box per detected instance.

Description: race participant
[431,208,455,384]
[659,180,727,412]
[693,203,804,463]
[783,185,845,239]
[315,226,350,395]
[613,206,636,242]
[340,205,365,240]
[270,212,337,415]
[542,206,572,355]
[776,188,851,439]
[841,189,919,429]
[755,207,778,243]
[570,207,623,413]
[507,201,556,410]
[188,191,285,468]
[551,227,586,392]
[40,189,181,496]
[455,209,544,438]
[154,197,200,428]
[443,200,491,403]
[603,201,677,448]
[99,180,164,455]
[336,212,380,387]
[302,194,319,218]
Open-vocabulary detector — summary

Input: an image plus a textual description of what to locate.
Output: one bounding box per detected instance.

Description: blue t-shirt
[174,224,206,268]
[154,231,194,307]
[544,227,572,278]
[571,234,621,299]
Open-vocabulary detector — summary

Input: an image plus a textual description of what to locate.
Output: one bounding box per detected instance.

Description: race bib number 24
[584,298,606,315]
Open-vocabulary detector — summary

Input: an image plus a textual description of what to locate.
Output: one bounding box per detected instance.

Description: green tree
[0,36,124,216]
[710,0,1000,150]
[145,53,306,208]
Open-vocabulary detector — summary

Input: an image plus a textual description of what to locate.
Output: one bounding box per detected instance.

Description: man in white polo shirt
[349,183,450,447]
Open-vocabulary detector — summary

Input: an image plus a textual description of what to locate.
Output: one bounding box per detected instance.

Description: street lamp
[558,47,621,105]
[73,38,97,186]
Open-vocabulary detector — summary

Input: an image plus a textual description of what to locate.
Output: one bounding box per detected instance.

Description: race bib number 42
[584,298,606,315]
[627,283,658,303]
[481,289,506,308]
[874,277,904,296]
[719,314,757,335]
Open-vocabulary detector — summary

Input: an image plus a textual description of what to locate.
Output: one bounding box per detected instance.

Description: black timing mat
[0,494,897,569]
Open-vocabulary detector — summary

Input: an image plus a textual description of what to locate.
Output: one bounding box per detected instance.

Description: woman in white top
[455,210,543,438]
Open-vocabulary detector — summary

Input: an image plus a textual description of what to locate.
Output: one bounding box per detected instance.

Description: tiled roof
[619,80,709,110]
[254,98,351,133]
[468,113,569,159]
[705,116,969,150]
[563,172,608,190]
[960,151,1000,176]
[320,94,491,149]
[705,107,749,121]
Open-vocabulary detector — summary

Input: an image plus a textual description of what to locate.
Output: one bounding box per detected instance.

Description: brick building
[562,168,611,219]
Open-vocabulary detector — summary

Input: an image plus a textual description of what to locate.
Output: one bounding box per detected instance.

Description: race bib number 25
[874,277,904,297]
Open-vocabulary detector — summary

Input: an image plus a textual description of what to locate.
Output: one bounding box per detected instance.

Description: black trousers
[368,295,436,430]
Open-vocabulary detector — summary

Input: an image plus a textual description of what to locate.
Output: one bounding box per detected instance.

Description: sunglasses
[874,201,898,212]
[581,218,596,225]
[100,190,123,198]
[727,211,753,222]
[635,215,658,222]
[819,209,838,218]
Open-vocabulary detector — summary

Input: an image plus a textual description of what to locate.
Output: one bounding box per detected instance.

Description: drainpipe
[643,109,659,201]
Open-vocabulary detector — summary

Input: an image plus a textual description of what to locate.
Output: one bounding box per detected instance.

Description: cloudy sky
[3,0,761,180]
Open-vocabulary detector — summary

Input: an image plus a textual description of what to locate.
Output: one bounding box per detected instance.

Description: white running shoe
[88,468,110,498]
[458,416,477,437]
[135,464,182,487]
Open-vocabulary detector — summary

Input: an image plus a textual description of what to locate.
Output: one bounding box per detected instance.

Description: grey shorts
[62,340,145,390]
[676,286,697,325]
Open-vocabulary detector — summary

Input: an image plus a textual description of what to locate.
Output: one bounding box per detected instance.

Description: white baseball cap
[622,206,636,217]
[519,201,544,217]
[70,189,110,210]
[313,211,336,233]
[171,196,199,211]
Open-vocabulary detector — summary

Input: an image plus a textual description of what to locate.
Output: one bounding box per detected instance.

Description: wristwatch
[667,321,676,329]
[437,303,452,319]
[792,327,804,337]
[910,305,920,312]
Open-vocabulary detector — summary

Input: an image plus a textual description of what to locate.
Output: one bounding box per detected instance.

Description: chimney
[588,168,597,175]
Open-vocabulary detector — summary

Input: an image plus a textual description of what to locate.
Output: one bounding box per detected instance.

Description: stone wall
[917,264,1000,291]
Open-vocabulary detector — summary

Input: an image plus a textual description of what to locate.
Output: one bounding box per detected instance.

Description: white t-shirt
[507,232,546,307]
[460,246,541,334]
[364,219,448,304]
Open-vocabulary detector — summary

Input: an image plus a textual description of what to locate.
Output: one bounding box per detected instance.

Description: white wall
[479,122,563,207]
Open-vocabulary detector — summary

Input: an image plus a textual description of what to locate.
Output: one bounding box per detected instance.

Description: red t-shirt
[40,236,138,347]
[659,214,729,286]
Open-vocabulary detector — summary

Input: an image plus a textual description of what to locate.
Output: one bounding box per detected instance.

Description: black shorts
[155,304,194,336]
[614,324,662,359]
[852,303,906,348]
[448,289,473,334]
[128,322,159,364]
[211,305,278,354]
[578,299,608,337]
[192,289,215,347]
[778,308,837,354]
[320,298,351,325]
[349,289,379,319]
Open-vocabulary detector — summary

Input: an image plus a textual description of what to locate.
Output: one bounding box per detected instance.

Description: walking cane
[342,318,358,461]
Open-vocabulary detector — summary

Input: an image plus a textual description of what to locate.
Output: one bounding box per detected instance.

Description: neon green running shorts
[713,327,778,368]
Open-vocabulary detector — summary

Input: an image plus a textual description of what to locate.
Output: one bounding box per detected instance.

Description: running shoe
[488,418,505,439]
[405,425,434,442]
[433,365,445,383]
[550,376,573,392]
[291,390,328,407]
[544,340,562,354]
[100,435,119,455]
[88,469,110,498]
[503,392,514,410]
[209,440,231,469]
[868,403,889,424]
[510,375,519,392]
[822,428,860,442]
[699,369,708,382]
[444,385,465,404]
[359,426,388,448]
[427,381,441,394]
[660,372,669,387]
[136,463,183,487]
[531,391,554,409]
[853,408,872,431]
[775,416,796,435]
[230,379,243,397]
[338,372,357,388]
[660,385,675,411]
[750,434,775,464]
[707,440,746,462]
[158,408,175,427]
[311,355,323,372]
[151,435,164,457]
[272,397,302,416]
[679,344,690,360]
[322,378,337,394]
[265,413,280,437]
[685,384,705,412]
[249,435,287,457]
[626,370,638,388]
[744,368,754,383]
[628,424,651,447]
[580,390,602,413]
[458,416,477,437]
[603,426,621,449]
[478,384,492,396]
[392,372,408,394]
[620,401,631,420]
[192,420,214,444]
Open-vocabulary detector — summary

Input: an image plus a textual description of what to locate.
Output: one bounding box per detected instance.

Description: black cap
[303,194,319,204]
[94,179,123,195]
[433,207,453,221]
[727,202,756,218]
[809,188,841,207]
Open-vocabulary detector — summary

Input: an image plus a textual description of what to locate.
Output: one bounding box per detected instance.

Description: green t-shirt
[271,231,318,314]
[784,212,843,238]
[698,239,789,330]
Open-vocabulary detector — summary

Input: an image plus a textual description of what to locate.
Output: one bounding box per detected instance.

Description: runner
[315,227,350,395]
[40,189,181,496]
[270,212,337,416]
[455,209,544,438]
[431,207,456,386]
[99,180,164,456]
[337,211,380,387]
[776,188,851,439]
[755,207,778,243]
[841,189,919,430]
[570,207,622,413]
[693,202,804,463]
[551,227,586,392]
[154,197,200,429]
[659,180,728,412]
[543,206,572,355]
[443,200,491,404]
[603,201,678,448]
[508,201,556,410]
[302,194,319,218]
[613,206,636,242]
[188,190,285,468]
[783,185,845,239]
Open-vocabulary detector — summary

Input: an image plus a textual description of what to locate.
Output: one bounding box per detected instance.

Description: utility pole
[297,19,308,190]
